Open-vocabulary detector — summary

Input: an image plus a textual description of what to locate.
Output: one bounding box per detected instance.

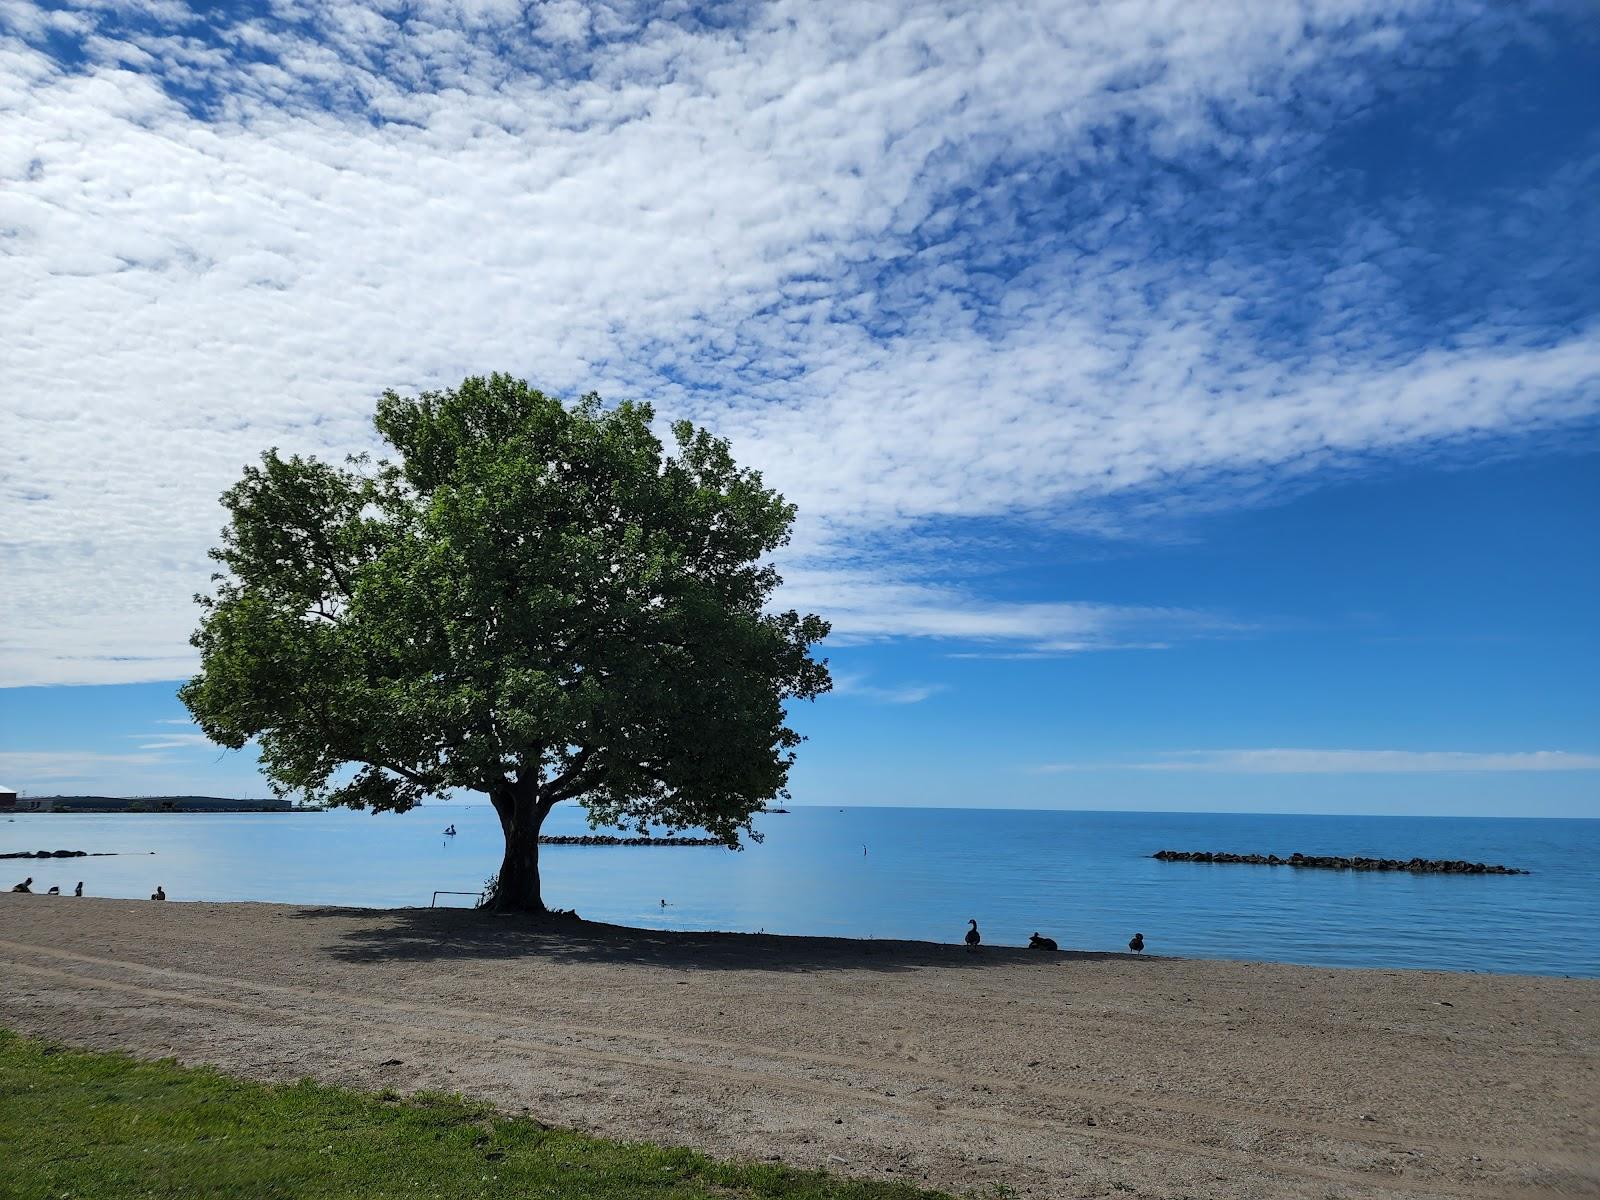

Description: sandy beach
[1,897,1595,1199]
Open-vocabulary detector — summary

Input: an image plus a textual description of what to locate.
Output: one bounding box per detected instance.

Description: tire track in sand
[2,951,1585,1199]
[0,937,1586,1172]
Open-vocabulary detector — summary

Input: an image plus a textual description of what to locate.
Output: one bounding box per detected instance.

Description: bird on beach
[74,882,83,897]
[1128,932,1145,953]
[1028,932,1059,951]
[965,919,981,952]
[46,885,60,895]
[151,885,166,901]
[11,877,31,893]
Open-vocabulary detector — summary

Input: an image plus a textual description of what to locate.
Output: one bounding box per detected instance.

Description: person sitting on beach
[74,882,83,897]
[151,885,166,901]
[10,877,31,893]
[1128,932,1144,953]
[46,885,60,895]
[1028,932,1058,951]
[964,919,981,952]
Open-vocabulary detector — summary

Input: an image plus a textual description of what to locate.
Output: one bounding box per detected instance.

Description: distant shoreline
[5,795,298,814]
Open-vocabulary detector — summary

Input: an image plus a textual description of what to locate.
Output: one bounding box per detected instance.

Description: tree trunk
[483,782,552,913]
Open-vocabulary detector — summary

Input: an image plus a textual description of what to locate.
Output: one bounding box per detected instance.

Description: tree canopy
[180,374,831,911]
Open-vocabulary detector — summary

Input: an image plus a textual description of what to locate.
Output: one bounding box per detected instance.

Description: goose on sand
[964,919,981,952]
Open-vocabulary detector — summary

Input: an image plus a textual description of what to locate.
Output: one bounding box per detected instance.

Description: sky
[1,0,1597,817]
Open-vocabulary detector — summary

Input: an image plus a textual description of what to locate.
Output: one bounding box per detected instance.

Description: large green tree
[180,375,831,912]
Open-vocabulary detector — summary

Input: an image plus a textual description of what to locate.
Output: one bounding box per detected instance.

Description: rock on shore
[1152,850,1527,874]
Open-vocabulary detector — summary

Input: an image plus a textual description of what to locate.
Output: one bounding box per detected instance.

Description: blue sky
[1,1,1597,816]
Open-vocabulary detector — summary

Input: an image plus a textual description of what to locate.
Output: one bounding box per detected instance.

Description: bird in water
[1028,932,1058,951]
[46,885,60,895]
[1128,932,1145,953]
[151,885,166,901]
[964,919,981,952]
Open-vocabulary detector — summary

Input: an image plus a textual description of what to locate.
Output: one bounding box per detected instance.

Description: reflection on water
[3,806,1595,977]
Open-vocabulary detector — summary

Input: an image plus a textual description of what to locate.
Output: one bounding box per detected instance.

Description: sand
[1,897,1595,1199]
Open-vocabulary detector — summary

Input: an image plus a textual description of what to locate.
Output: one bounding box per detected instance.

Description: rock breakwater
[536,835,722,847]
[0,850,120,860]
[1152,850,1527,874]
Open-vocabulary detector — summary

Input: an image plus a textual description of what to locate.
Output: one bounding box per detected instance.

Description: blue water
[3,806,1596,977]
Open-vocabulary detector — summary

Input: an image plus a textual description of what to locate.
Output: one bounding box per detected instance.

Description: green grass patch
[0,1029,947,1200]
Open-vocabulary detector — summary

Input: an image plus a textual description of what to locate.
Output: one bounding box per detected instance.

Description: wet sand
[1,896,1595,1198]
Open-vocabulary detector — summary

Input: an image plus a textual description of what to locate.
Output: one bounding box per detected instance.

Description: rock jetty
[1152,850,1526,874]
[536,835,721,847]
[0,850,112,860]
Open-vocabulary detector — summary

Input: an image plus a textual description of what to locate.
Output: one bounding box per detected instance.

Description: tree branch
[543,746,598,802]
[307,601,344,624]
[375,758,435,788]
[284,675,441,794]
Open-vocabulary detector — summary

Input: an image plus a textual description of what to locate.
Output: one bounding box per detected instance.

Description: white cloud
[1034,749,1600,774]
[948,641,1172,660]
[831,673,945,705]
[782,565,1232,656]
[1,2,1594,685]
[780,568,1203,642]
[131,732,220,750]
[0,723,229,787]
[0,750,173,781]
[0,725,257,793]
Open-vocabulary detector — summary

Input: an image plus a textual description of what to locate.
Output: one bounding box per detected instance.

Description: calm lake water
[4,806,1596,977]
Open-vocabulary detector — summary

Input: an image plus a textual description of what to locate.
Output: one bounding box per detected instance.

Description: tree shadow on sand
[289,906,1161,974]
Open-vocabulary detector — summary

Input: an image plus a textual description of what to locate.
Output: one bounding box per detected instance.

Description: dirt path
[1,898,1595,1198]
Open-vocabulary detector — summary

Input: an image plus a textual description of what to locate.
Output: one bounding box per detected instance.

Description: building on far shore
[1,789,54,812]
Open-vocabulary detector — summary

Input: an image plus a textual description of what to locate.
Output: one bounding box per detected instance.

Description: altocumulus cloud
[1,1,1596,685]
